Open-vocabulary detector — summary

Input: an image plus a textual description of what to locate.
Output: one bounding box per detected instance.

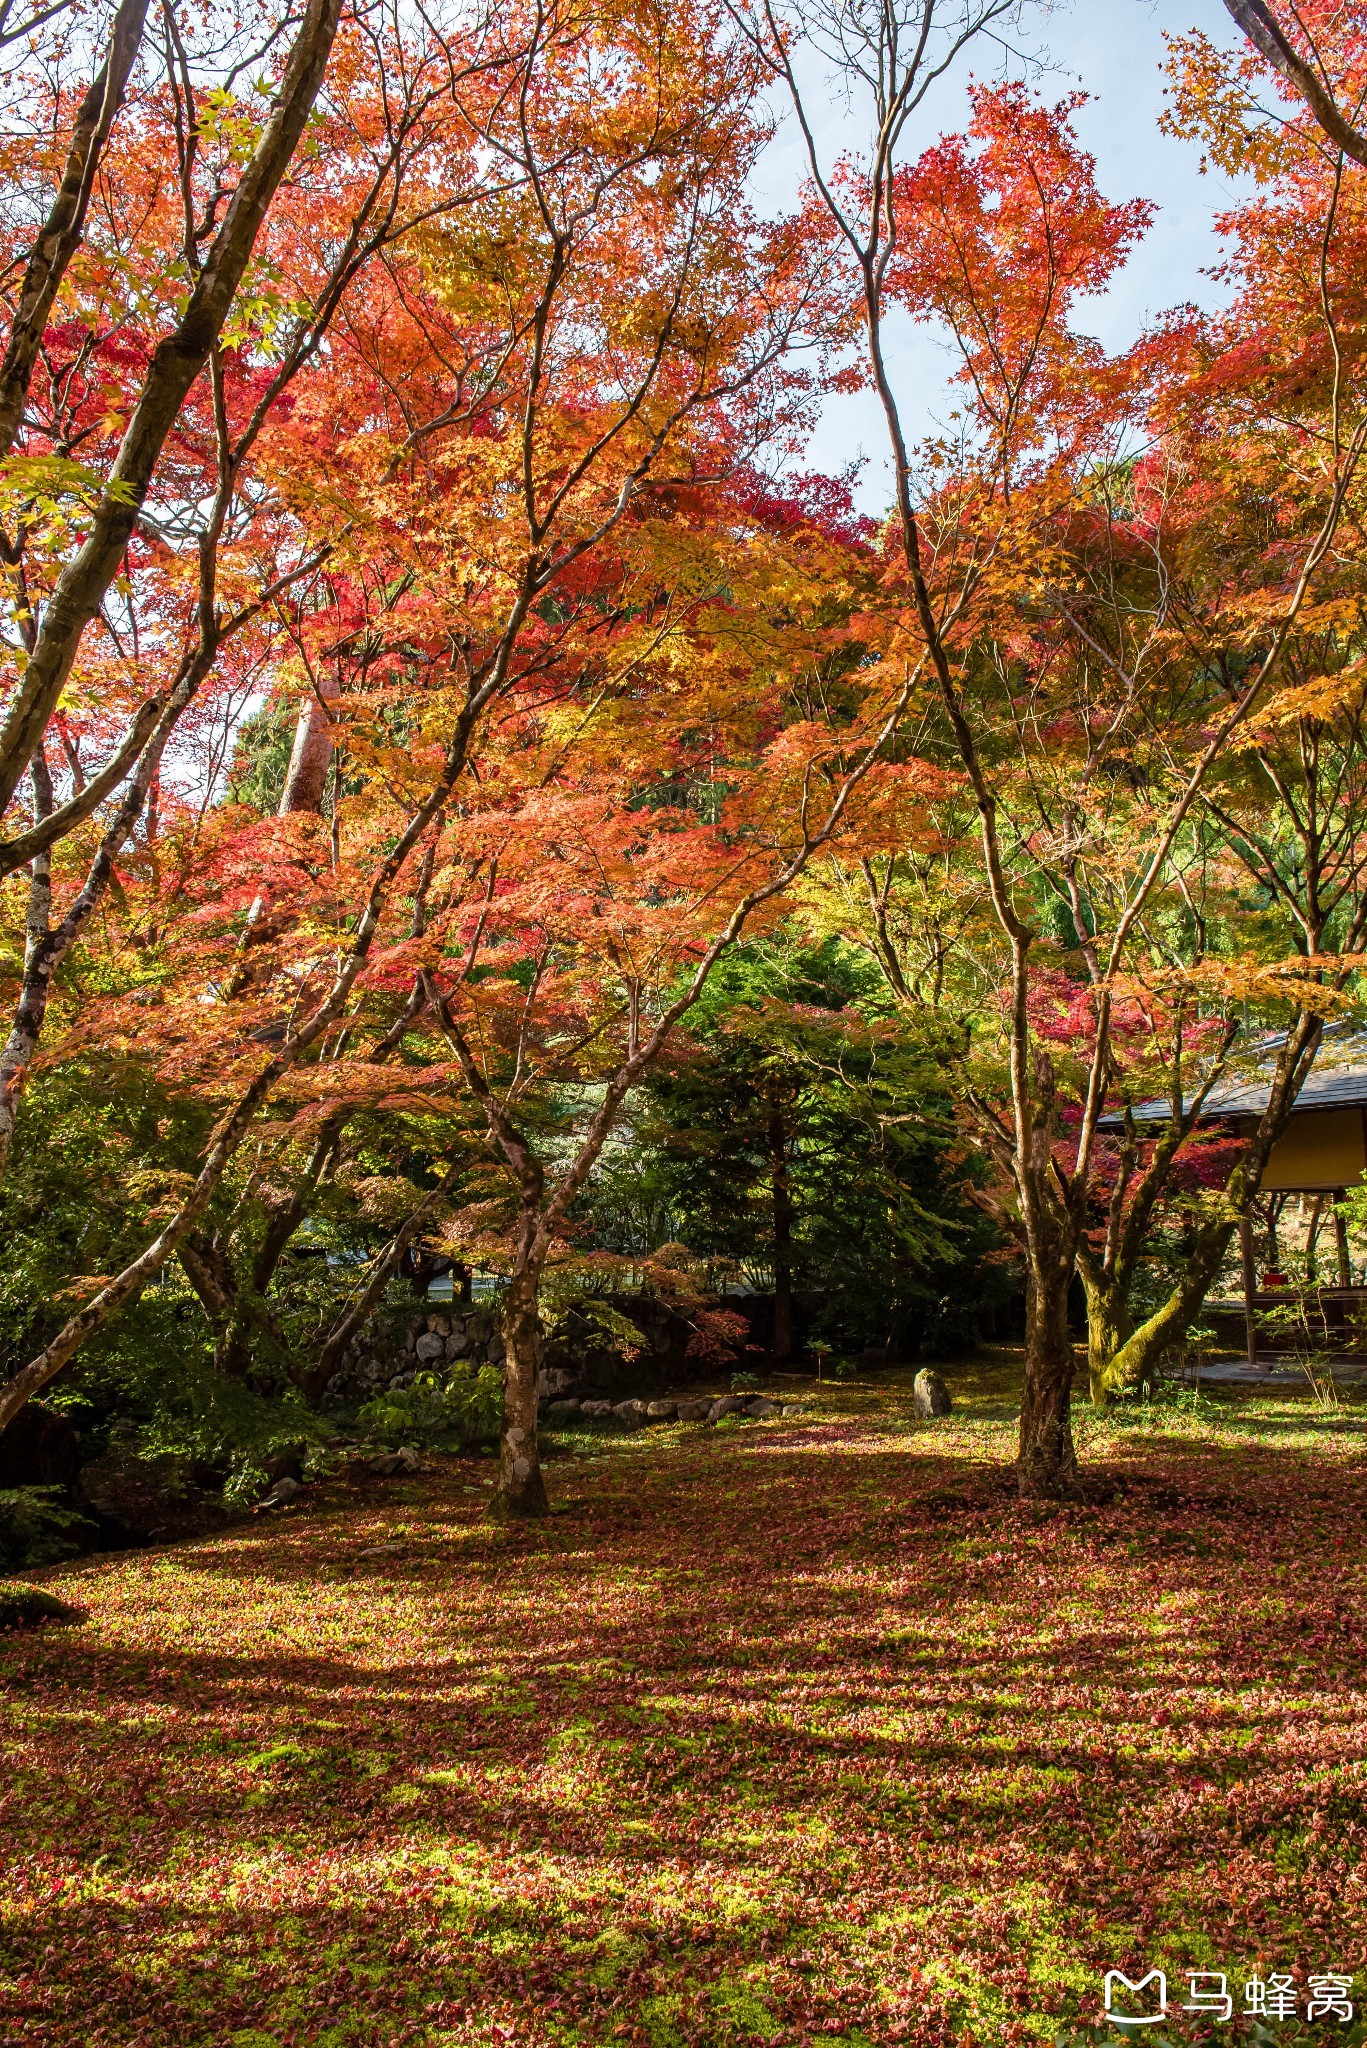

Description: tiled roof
[1099,1031,1367,1128]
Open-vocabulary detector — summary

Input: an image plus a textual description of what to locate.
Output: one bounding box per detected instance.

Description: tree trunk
[1108,1215,1239,1391]
[1082,1268,1132,1407]
[1089,1017,1325,1398]
[279,676,339,814]
[1335,1197,1352,1287]
[1240,1213,1260,1371]
[1305,1193,1324,1284]
[1017,1258,1078,1497]
[1265,1193,1285,1269]
[302,1159,462,1404]
[494,1271,548,1519]
[0,753,54,1174]
[769,1098,793,1364]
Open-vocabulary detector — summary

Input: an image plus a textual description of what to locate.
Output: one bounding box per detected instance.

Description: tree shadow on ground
[3,1397,1365,2047]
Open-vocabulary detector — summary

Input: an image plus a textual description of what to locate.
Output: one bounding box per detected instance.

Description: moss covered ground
[1,1355,1364,2045]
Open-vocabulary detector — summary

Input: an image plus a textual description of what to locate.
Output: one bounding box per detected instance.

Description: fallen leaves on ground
[1,1362,1365,2046]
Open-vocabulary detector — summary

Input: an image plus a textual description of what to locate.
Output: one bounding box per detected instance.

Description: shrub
[358,1366,503,1452]
[0,1486,87,1569]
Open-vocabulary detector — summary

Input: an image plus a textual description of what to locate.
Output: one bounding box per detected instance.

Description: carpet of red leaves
[1,1360,1365,2046]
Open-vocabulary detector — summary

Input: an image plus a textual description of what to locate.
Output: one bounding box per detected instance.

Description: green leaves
[0,1486,87,1570]
[357,1365,502,1453]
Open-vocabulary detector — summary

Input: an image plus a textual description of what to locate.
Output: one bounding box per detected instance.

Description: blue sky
[760,0,1250,506]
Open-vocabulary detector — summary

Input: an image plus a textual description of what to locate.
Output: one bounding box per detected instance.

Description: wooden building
[1104,1033,1367,1369]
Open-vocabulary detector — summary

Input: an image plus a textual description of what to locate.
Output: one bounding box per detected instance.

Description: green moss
[0,1581,78,1630]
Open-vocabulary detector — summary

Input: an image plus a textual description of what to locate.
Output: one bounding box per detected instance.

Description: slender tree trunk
[1335,1196,1352,1287]
[179,1230,237,1334]
[0,752,54,1173]
[495,1265,549,1519]
[179,1229,294,1383]
[1095,1017,1325,1394]
[1240,1213,1260,1371]
[1018,1254,1078,1497]
[302,1159,463,1402]
[1305,1193,1324,1284]
[769,1097,793,1365]
[279,675,339,814]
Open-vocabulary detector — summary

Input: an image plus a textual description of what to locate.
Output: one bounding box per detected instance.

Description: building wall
[1254,1108,1367,1192]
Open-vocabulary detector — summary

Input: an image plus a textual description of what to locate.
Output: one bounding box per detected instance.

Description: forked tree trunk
[495,1270,548,1519]
[1082,1268,1133,1408]
[1017,1257,1079,1497]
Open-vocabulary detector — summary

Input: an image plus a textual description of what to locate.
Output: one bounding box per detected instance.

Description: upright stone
[913,1369,952,1418]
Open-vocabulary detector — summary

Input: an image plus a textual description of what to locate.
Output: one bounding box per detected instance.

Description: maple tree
[0,0,522,1168]
[7,9,1367,2039]
[1088,3,1367,1390]
[753,4,1367,1490]
[5,0,1367,1520]
[0,0,922,1522]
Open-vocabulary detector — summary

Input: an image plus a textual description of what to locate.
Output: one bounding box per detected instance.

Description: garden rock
[613,1399,648,1427]
[707,1396,747,1423]
[645,1399,677,1420]
[414,1332,445,1363]
[370,1446,422,1478]
[676,1398,712,1422]
[261,1476,301,1507]
[913,1369,953,1418]
[546,1399,582,1421]
[445,1332,471,1359]
[579,1400,614,1419]
[745,1397,782,1418]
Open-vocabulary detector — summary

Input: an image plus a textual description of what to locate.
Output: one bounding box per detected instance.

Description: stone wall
[328,1307,503,1405]
[328,1291,733,1409]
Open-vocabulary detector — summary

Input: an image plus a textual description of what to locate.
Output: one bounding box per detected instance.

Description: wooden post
[1240,1213,1261,1373]
[1335,1191,1352,1288]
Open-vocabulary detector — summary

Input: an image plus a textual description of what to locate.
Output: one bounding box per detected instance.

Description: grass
[1,1350,1365,2046]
